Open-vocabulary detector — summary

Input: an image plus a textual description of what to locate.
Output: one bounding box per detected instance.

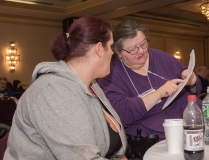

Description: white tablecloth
[144,140,209,160]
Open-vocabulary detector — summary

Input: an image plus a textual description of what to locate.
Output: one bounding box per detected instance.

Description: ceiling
[1,0,209,37]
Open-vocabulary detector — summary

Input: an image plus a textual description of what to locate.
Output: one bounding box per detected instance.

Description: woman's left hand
[181,69,197,86]
[119,155,128,160]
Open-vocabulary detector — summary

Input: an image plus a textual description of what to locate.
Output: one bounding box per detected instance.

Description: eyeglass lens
[129,40,148,54]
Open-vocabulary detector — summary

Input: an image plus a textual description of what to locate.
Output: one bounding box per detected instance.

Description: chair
[0,97,16,126]
[125,128,159,159]
[0,131,9,160]
[0,124,10,139]
[198,93,207,101]
[12,92,23,99]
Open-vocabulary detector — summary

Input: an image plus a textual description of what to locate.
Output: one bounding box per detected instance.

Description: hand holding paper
[162,50,195,109]
[181,69,197,86]
[156,79,184,98]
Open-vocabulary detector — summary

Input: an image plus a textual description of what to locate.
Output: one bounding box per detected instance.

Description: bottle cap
[188,95,196,101]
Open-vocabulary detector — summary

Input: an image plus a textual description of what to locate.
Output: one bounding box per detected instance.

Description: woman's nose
[136,47,144,55]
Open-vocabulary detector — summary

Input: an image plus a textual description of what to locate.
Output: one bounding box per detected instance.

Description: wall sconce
[174,51,182,62]
[5,42,20,72]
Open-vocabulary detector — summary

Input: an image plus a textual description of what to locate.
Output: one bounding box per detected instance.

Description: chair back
[0,124,10,139]
[0,97,16,126]
[12,92,23,99]
[0,131,9,160]
[198,93,207,101]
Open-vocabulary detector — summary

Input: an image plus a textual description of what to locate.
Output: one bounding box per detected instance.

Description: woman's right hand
[119,155,128,160]
[156,79,184,98]
[142,78,184,111]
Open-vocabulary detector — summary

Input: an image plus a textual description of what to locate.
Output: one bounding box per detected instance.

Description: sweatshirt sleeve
[98,61,147,128]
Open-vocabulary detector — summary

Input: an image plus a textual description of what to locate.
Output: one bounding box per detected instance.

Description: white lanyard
[120,59,167,98]
[148,70,168,81]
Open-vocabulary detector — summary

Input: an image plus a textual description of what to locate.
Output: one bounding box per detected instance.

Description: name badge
[138,88,161,104]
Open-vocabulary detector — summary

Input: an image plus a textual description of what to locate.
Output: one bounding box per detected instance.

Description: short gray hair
[112,19,150,55]
[0,77,7,82]
[196,66,208,74]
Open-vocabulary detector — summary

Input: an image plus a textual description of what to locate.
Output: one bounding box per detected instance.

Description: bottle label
[184,129,204,151]
[202,104,209,118]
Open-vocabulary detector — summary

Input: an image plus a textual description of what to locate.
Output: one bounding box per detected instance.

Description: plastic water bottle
[183,95,204,160]
[202,86,209,145]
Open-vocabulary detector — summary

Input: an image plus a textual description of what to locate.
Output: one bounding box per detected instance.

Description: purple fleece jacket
[98,48,202,140]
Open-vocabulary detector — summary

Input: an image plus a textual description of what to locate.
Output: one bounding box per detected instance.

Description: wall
[0,14,207,87]
[0,14,62,86]
[204,37,209,67]
[149,34,205,70]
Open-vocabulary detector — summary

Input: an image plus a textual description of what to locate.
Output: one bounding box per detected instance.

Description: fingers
[187,72,197,85]
[182,70,188,79]
[164,81,178,95]
[157,79,181,98]
[182,70,197,85]
[119,155,128,160]
[171,78,185,84]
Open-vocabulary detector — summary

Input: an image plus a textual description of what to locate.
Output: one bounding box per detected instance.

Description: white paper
[162,50,195,109]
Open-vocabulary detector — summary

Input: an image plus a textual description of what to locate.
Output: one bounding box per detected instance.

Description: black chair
[125,128,159,159]
[12,92,23,99]
[0,124,10,139]
[198,93,207,101]
[0,130,9,160]
[0,97,16,126]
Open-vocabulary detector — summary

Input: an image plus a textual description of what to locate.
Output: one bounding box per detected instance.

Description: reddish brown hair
[51,16,111,61]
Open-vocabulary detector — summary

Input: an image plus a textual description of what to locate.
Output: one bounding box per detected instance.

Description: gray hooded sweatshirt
[4,60,127,160]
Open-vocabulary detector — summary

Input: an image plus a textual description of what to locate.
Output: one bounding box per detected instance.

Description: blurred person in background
[196,66,209,94]
[206,71,209,82]
[12,80,25,93]
[0,77,13,97]
[12,80,25,99]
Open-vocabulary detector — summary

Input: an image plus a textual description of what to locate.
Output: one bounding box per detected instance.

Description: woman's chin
[135,53,148,64]
[135,57,146,65]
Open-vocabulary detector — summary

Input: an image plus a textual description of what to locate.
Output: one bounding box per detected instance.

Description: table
[144,140,209,160]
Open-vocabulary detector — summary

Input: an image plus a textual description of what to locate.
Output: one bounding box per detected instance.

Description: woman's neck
[67,60,94,89]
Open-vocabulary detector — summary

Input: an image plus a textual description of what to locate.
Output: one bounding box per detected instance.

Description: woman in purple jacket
[98,19,202,158]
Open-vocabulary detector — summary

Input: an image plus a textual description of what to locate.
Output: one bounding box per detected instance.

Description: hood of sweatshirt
[31,60,90,94]
[32,60,73,81]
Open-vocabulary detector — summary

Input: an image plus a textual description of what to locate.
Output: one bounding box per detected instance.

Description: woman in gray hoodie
[4,16,127,160]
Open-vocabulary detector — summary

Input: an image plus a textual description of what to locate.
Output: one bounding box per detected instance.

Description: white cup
[163,119,183,153]
[164,119,183,125]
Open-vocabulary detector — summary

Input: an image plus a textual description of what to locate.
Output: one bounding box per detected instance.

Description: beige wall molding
[0,13,62,28]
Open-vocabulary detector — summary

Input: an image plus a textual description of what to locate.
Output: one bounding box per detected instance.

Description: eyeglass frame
[122,39,149,55]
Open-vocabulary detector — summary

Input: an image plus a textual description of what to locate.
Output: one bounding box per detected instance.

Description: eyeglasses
[122,39,148,55]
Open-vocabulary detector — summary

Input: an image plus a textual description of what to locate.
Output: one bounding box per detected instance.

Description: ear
[95,42,103,58]
[115,51,121,58]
